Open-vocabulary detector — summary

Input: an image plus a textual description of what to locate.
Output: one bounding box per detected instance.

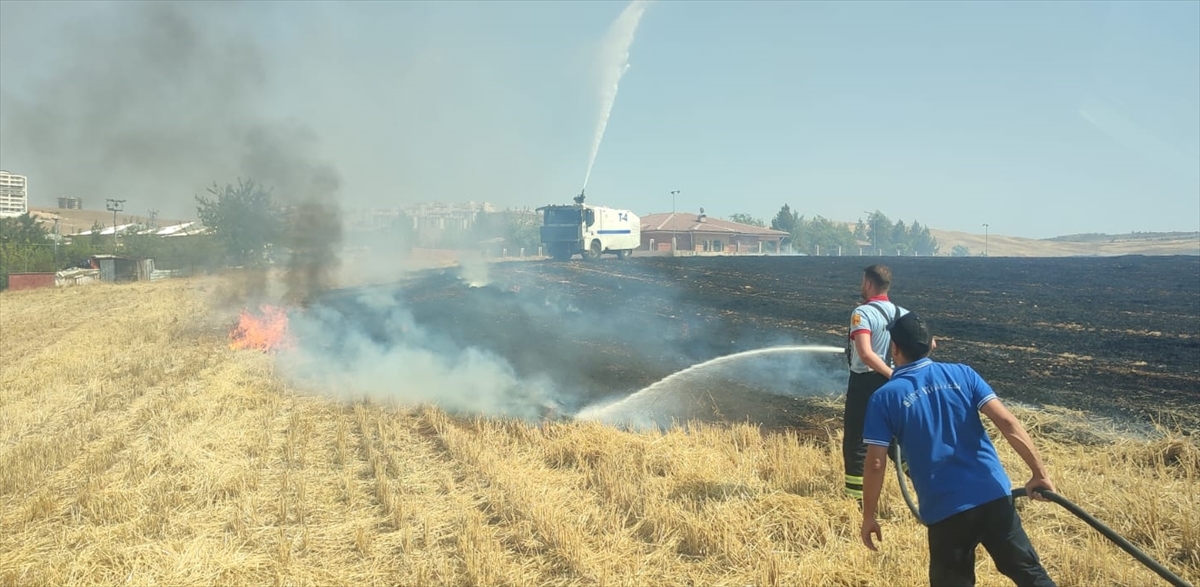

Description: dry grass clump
[1,278,1197,586]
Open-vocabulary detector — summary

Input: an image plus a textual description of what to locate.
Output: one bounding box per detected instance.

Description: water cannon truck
[537,190,640,261]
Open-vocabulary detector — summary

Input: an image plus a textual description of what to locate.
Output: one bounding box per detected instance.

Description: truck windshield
[544,209,582,224]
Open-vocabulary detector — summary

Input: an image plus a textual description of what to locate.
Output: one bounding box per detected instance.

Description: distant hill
[1043,232,1199,244]
[28,207,193,236]
[928,229,1200,257]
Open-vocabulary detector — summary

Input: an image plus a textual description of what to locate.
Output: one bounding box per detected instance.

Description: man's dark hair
[889,312,932,360]
[864,264,892,291]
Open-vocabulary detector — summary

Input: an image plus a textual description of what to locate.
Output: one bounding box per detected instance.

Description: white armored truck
[537,192,640,261]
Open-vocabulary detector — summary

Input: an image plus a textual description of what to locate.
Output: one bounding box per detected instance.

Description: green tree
[0,213,49,245]
[770,204,799,245]
[119,233,222,274]
[854,219,868,241]
[0,213,54,289]
[790,215,858,255]
[810,215,858,255]
[505,208,541,254]
[195,178,282,267]
[728,213,765,227]
[0,214,51,289]
[863,211,894,253]
[86,221,108,250]
[951,244,971,257]
[908,221,939,256]
[890,220,909,255]
[469,209,541,255]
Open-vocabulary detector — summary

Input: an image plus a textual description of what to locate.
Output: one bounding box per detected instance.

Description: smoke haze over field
[3,1,1198,237]
[273,261,846,423]
[0,2,336,216]
[0,2,348,301]
[278,285,562,420]
[0,1,594,220]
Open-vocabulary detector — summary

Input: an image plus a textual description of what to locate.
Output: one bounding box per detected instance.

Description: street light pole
[670,190,680,253]
[982,223,989,257]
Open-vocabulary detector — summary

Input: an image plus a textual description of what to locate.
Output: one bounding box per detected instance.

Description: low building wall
[6,272,56,291]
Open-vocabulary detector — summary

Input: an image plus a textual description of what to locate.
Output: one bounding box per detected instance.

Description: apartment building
[406,201,497,231]
[0,170,28,217]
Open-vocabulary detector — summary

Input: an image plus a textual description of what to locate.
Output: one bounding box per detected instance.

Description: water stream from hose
[575,344,843,422]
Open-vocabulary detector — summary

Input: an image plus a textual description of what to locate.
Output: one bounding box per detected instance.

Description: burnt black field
[310,255,1200,434]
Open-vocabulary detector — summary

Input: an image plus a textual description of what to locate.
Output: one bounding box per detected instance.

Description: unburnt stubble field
[0,271,1197,587]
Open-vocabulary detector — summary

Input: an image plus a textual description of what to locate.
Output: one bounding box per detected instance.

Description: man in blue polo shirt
[859,312,1057,587]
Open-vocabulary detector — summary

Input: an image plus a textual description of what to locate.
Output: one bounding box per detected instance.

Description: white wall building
[0,170,29,217]
[405,201,497,231]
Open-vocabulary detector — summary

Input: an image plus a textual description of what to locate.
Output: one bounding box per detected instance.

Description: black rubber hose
[891,448,1193,587]
[892,445,920,519]
[1012,487,1193,587]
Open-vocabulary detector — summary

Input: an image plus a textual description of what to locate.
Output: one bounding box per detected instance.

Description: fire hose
[892,450,1194,587]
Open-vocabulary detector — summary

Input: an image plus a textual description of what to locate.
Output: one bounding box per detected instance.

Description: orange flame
[229,305,292,352]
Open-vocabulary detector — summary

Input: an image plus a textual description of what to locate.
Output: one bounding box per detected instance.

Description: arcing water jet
[581,0,648,192]
[574,345,844,426]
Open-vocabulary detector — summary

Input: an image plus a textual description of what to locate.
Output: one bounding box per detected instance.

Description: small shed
[89,255,154,282]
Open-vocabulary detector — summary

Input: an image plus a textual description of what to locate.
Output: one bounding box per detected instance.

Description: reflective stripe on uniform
[844,474,863,498]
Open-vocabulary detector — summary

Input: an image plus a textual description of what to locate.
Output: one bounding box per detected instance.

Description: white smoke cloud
[277,285,561,420]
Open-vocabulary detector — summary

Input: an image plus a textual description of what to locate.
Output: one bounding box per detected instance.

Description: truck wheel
[583,240,602,261]
[616,249,630,260]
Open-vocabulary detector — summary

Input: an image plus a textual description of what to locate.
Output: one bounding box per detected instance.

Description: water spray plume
[575,345,844,423]
[581,0,648,192]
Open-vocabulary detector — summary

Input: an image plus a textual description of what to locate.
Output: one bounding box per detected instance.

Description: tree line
[2,178,952,290]
[732,205,940,256]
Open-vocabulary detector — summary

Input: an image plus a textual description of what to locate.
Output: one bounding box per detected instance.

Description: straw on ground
[1,278,1196,586]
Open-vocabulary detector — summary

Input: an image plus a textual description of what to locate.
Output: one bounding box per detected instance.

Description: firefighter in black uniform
[844,264,907,500]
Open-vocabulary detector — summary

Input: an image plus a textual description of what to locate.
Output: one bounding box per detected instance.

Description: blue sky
[1,0,1197,238]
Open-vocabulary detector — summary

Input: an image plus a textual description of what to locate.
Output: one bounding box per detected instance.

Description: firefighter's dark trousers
[843,370,903,499]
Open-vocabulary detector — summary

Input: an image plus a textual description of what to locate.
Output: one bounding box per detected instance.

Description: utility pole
[670,190,680,253]
[106,198,125,247]
[148,209,159,229]
[982,223,989,257]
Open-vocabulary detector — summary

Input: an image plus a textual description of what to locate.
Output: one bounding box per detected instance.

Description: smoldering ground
[274,260,847,425]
